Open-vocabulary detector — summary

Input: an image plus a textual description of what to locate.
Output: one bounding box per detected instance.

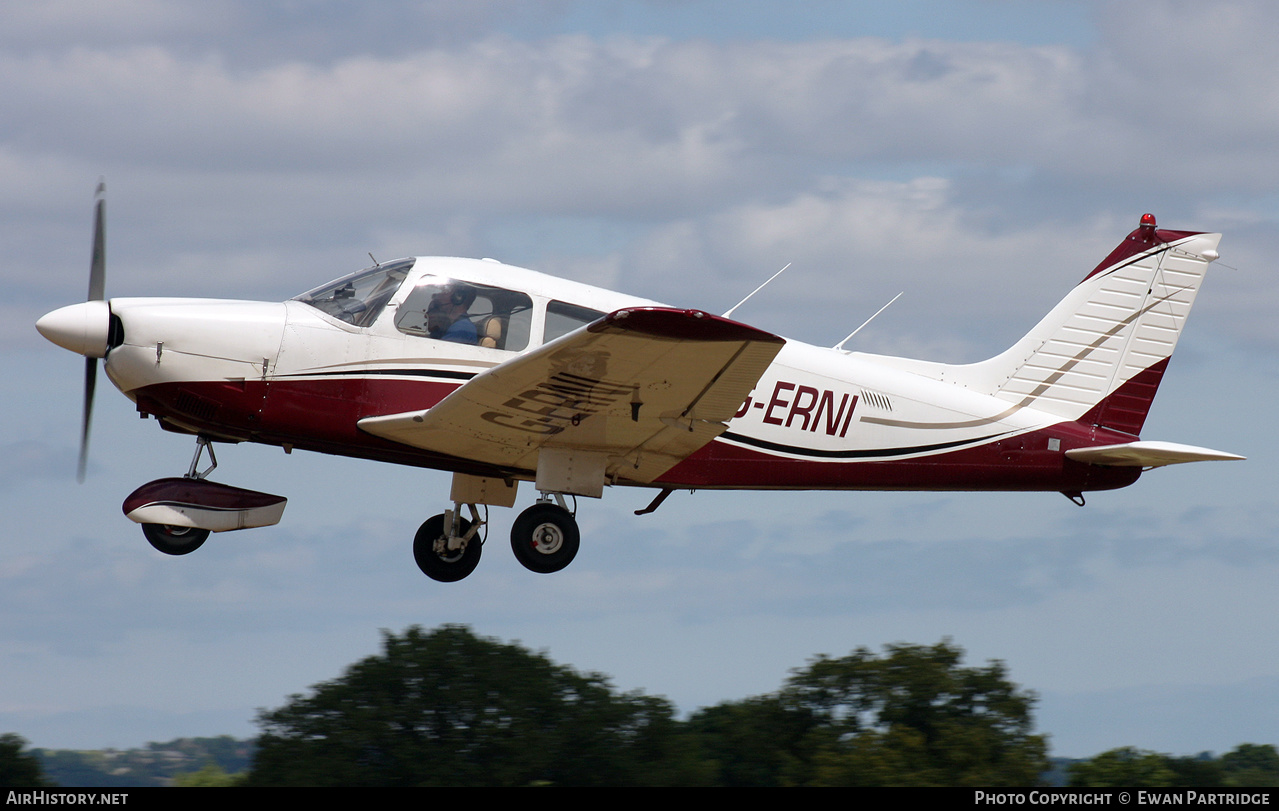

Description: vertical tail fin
[972,215,1221,434]
[861,215,1221,437]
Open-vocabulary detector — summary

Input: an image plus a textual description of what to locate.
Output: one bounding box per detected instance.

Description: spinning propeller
[35,182,111,482]
[81,182,106,481]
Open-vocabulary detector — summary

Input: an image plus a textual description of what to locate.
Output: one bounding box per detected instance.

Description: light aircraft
[37,186,1243,582]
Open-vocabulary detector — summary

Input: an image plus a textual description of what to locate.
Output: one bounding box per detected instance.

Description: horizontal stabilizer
[1066,440,1244,468]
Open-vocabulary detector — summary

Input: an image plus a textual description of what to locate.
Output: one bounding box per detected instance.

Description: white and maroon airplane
[36,188,1243,581]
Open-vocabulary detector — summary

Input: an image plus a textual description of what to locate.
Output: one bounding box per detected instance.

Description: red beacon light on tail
[1138,212,1158,240]
[1135,209,1166,241]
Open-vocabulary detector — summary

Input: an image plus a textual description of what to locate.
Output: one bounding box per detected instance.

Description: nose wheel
[142,523,210,555]
[510,502,580,574]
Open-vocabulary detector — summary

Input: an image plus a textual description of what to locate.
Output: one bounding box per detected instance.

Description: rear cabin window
[545,300,606,343]
[394,278,533,351]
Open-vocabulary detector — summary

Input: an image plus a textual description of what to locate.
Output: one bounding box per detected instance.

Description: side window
[394,277,532,351]
[545,300,606,343]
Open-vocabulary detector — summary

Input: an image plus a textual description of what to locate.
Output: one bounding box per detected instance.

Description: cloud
[3,6,1277,259]
[6,16,1278,207]
[0,1,574,60]
[9,8,1274,356]
[614,176,1128,356]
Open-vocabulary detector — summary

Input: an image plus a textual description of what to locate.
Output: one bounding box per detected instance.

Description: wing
[358,307,785,494]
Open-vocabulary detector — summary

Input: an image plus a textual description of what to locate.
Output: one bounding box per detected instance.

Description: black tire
[510,503,580,574]
[413,514,481,582]
[142,523,210,555]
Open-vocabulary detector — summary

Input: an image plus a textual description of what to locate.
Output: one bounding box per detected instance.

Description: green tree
[1069,747,1181,787]
[0,733,52,787]
[1163,753,1225,787]
[1070,745,1279,788]
[245,625,699,786]
[1219,744,1279,787]
[173,762,244,787]
[778,640,1048,786]
[685,695,819,786]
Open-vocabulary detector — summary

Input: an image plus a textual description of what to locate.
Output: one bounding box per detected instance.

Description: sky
[2,0,1277,760]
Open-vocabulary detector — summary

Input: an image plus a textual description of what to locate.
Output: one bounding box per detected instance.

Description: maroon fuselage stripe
[131,371,1143,493]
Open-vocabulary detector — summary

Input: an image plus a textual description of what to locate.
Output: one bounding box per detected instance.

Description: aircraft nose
[36,300,112,358]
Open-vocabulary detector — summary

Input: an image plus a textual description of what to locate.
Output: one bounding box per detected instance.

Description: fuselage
[81,255,1139,494]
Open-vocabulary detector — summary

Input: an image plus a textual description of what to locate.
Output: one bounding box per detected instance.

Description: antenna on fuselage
[833,291,903,352]
[723,263,791,319]
[368,252,380,267]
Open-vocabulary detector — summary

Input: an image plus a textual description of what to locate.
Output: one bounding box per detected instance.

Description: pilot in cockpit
[426,282,478,344]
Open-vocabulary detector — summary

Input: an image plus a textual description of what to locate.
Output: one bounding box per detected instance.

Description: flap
[359,307,784,484]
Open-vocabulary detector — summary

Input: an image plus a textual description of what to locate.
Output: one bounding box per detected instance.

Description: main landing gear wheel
[510,503,580,574]
[414,513,481,582]
[142,523,210,556]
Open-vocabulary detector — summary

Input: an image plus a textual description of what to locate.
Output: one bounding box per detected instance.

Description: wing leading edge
[358,307,785,493]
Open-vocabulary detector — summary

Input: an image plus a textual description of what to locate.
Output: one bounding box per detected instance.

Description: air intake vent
[860,390,893,411]
[175,389,220,422]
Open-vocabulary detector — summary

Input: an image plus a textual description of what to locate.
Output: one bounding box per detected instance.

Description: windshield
[293,258,415,327]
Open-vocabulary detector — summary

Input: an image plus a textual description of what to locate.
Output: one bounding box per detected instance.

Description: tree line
[4,626,1276,786]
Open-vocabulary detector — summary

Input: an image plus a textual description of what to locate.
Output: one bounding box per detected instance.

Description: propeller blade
[80,181,105,482]
[88,181,105,301]
[79,356,97,483]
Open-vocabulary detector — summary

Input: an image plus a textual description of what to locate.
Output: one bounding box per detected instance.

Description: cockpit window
[545,300,606,343]
[395,277,533,351]
[294,258,415,327]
